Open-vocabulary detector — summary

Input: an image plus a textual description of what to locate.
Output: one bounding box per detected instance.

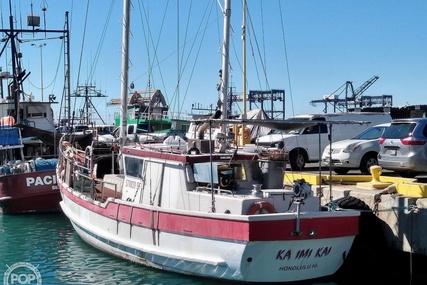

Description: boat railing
[137,112,168,121]
[73,171,95,197]
[59,141,94,194]
[73,168,119,202]
[94,179,119,202]
[59,139,121,201]
[195,186,234,195]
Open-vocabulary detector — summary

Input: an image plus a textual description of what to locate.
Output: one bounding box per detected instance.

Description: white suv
[322,123,390,174]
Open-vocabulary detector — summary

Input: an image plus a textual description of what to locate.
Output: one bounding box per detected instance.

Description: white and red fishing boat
[57,0,359,282]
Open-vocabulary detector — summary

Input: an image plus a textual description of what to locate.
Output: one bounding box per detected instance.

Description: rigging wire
[177,1,217,114]
[72,0,90,123]
[88,0,116,82]
[246,6,269,90]
[26,41,63,92]
[134,1,217,116]
[278,0,294,117]
[259,1,267,88]
[138,0,169,94]
[244,12,261,89]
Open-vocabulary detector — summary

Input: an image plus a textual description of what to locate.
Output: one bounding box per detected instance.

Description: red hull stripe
[61,186,358,242]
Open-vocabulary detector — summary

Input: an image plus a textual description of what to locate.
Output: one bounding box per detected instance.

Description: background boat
[0,3,68,214]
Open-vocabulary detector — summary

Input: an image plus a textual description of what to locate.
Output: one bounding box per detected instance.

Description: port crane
[310,75,392,113]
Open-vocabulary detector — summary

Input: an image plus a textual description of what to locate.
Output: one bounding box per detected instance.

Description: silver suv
[378,118,427,177]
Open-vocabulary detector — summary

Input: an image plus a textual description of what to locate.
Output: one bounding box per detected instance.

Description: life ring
[243,128,250,140]
[247,201,276,215]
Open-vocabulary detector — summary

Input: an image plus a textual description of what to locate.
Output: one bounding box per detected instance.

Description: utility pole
[31,43,46,101]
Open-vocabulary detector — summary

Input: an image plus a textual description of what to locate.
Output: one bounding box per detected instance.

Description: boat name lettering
[276,246,332,260]
[276,249,291,260]
[125,179,141,189]
[279,263,318,271]
[315,246,332,257]
[26,175,57,187]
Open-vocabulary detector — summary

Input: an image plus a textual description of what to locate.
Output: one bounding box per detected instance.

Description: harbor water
[0,212,425,285]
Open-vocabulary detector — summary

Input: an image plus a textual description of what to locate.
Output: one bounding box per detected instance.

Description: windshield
[136,123,154,134]
[353,126,388,140]
[271,129,301,135]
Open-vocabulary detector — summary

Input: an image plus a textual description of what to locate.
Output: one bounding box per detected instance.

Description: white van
[256,112,392,170]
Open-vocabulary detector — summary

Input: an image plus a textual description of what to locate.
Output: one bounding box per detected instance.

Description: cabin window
[192,162,244,190]
[26,106,46,118]
[124,156,144,178]
[128,125,135,134]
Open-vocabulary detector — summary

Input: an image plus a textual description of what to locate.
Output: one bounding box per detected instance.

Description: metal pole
[119,0,131,149]
[40,44,44,101]
[31,43,46,101]
[220,0,231,133]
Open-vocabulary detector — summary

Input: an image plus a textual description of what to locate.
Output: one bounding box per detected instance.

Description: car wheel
[334,168,349,175]
[359,153,378,175]
[289,151,306,171]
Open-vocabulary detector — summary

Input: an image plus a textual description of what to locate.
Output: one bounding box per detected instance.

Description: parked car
[322,123,390,174]
[256,112,392,171]
[378,118,427,177]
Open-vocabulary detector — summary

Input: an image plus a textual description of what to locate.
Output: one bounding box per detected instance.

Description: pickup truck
[97,123,163,143]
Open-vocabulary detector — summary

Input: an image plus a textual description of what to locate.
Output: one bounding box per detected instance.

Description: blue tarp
[34,158,58,171]
[0,128,20,145]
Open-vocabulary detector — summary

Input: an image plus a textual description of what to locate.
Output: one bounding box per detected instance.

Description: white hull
[59,173,358,283]
[56,0,359,282]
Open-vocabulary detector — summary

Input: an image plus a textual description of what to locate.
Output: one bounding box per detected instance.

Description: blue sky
[2,0,426,124]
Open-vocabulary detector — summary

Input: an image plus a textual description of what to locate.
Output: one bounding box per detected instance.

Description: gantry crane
[310,75,392,113]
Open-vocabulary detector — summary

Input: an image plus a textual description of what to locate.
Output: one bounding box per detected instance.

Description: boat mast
[220,0,231,133]
[242,0,246,113]
[7,1,19,120]
[241,0,247,145]
[119,0,131,148]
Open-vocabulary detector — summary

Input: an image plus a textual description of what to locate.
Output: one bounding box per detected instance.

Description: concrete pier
[284,171,427,256]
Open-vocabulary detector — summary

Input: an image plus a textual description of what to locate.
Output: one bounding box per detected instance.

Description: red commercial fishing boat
[0,127,59,214]
[0,5,70,214]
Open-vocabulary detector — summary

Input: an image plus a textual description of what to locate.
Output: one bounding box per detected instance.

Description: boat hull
[59,183,358,283]
[0,170,61,214]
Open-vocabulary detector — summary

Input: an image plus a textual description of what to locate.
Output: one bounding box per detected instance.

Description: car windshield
[353,126,388,140]
[382,123,416,139]
[271,129,301,135]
